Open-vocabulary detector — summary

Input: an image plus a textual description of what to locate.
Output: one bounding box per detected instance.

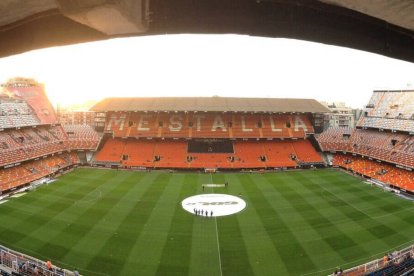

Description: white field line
[315,179,374,219]
[210,173,223,276]
[215,216,223,276]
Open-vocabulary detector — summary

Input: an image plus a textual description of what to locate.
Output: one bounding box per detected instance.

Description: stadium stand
[153,140,188,168]
[63,124,100,150]
[0,78,58,125]
[0,126,68,167]
[95,138,126,164]
[0,100,40,128]
[0,153,77,193]
[316,127,353,152]
[314,90,414,192]
[357,90,414,133]
[333,154,414,192]
[292,139,323,163]
[104,112,314,139]
[318,128,414,168]
[317,91,414,170]
[0,78,101,194]
[91,97,328,170]
[94,138,322,169]
[97,98,319,138]
[122,139,156,167]
[105,112,314,138]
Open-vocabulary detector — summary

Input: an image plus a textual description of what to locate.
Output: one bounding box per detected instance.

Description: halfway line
[210,173,223,276]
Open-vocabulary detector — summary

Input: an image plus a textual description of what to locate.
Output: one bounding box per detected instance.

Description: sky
[0,34,413,109]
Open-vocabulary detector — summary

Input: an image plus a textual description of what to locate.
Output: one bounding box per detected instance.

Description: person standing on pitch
[210,210,213,217]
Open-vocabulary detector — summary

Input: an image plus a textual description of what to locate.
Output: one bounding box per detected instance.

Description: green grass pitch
[1,168,414,275]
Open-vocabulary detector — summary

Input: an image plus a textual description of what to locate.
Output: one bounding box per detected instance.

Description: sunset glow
[0,34,413,108]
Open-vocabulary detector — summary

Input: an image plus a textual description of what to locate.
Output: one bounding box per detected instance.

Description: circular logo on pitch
[182,194,246,217]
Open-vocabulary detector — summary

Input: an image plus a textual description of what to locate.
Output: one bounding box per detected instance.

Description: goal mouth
[181,194,246,217]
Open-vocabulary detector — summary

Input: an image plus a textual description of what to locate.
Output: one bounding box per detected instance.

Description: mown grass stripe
[238,173,318,275]
[0,170,119,248]
[155,174,198,276]
[225,173,290,276]
[120,173,193,275]
[211,173,255,276]
[0,169,414,275]
[313,173,410,247]
[58,172,160,274]
[31,171,145,270]
[85,172,171,275]
[254,173,338,271]
[279,172,378,263]
[289,170,413,269]
[187,173,221,276]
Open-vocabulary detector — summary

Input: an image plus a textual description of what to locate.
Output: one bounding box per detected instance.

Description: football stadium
[1,78,414,276]
[2,1,414,276]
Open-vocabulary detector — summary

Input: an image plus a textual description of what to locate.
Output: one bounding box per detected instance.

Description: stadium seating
[0,126,69,166]
[318,90,414,171]
[263,140,298,167]
[63,124,100,150]
[0,101,40,128]
[127,112,159,137]
[357,91,414,132]
[15,86,58,125]
[292,139,323,163]
[333,154,414,192]
[153,140,188,168]
[0,153,78,193]
[158,113,191,138]
[95,137,321,169]
[187,153,234,168]
[233,140,267,168]
[0,79,99,192]
[105,112,315,139]
[230,114,261,139]
[317,128,414,169]
[0,124,100,168]
[316,127,353,152]
[95,138,126,163]
[122,139,156,167]
[0,127,68,167]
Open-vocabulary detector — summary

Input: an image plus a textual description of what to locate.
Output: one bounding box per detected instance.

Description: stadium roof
[91,97,330,113]
[1,1,414,63]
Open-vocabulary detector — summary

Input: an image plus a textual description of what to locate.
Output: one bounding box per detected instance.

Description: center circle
[181,194,246,217]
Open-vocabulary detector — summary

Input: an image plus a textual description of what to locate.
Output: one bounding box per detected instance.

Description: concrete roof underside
[91,97,330,113]
[0,0,414,64]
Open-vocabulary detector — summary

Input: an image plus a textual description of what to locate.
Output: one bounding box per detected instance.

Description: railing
[0,244,78,276]
[336,244,414,276]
